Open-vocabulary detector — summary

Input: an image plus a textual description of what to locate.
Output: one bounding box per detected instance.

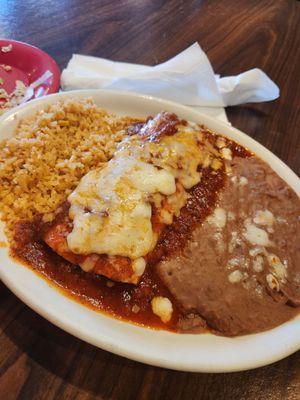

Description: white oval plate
[0,90,299,373]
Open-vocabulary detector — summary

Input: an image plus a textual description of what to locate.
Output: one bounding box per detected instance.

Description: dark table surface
[0,0,300,399]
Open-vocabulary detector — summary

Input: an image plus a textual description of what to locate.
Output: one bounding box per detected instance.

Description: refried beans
[157,156,300,336]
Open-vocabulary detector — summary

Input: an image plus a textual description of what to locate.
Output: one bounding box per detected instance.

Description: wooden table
[0,0,299,398]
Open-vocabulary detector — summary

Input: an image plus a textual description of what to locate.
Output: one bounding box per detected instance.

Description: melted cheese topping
[67,123,209,259]
[207,207,227,229]
[68,156,175,258]
[253,210,274,226]
[243,221,270,247]
[151,296,173,323]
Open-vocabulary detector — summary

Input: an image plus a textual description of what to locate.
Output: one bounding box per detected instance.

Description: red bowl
[0,39,60,101]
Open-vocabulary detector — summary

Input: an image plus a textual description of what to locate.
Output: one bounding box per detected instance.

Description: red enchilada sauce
[11,128,251,332]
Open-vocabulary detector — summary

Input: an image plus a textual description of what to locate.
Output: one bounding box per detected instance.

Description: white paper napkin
[61,42,279,123]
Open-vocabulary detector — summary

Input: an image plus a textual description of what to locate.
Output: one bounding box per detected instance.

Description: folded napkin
[61,42,279,123]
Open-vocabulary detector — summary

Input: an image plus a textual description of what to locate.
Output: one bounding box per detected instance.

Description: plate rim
[0,89,299,373]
